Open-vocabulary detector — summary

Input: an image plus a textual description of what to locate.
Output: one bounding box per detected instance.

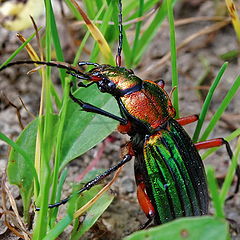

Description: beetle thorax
[93,66,143,97]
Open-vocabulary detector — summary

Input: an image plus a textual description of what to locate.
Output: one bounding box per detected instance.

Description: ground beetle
[0,0,239,227]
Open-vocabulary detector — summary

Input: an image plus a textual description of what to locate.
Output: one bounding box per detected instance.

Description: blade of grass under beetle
[193,62,228,142]
[49,25,95,218]
[124,216,228,240]
[48,0,75,219]
[200,75,240,141]
[55,168,68,207]
[50,31,92,212]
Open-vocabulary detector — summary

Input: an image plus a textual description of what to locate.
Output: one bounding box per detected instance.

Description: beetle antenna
[0,60,90,78]
[116,0,123,67]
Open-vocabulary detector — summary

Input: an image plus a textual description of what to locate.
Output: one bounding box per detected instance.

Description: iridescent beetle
[0,0,239,227]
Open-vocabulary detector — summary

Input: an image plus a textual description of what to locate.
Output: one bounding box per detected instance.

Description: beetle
[0,0,239,227]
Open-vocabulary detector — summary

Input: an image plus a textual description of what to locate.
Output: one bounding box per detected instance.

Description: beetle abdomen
[141,118,208,224]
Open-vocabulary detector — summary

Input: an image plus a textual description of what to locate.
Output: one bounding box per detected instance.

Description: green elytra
[138,119,208,224]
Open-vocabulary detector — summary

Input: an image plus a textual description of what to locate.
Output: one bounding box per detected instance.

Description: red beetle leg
[195,138,226,150]
[137,182,155,219]
[176,115,199,126]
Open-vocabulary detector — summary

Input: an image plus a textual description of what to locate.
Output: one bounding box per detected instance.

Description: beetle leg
[67,71,91,80]
[69,86,127,125]
[176,115,199,126]
[76,154,133,194]
[137,182,155,222]
[77,82,95,88]
[36,153,133,210]
[195,138,240,200]
[78,61,101,68]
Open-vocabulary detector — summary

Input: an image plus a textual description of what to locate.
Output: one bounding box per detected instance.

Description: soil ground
[0,1,240,239]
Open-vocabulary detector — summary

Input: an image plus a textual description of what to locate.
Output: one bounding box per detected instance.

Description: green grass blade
[83,0,95,19]
[207,167,225,218]
[55,168,68,205]
[73,31,91,65]
[49,168,67,224]
[0,32,36,68]
[43,192,76,240]
[133,0,177,65]
[96,0,104,10]
[33,0,54,238]
[122,0,158,21]
[65,0,114,64]
[0,132,39,187]
[49,2,66,87]
[43,215,73,240]
[64,0,80,19]
[200,75,240,141]
[129,0,144,66]
[89,3,114,64]
[49,81,70,224]
[220,137,240,204]
[122,29,132,68]
[167,0,179,118]
[193,62,228,142]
